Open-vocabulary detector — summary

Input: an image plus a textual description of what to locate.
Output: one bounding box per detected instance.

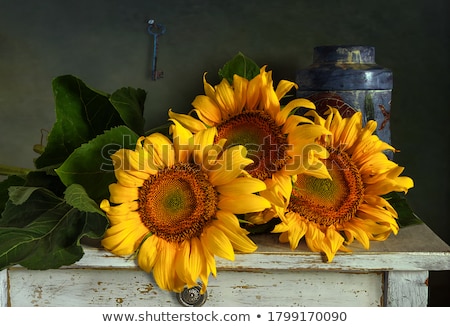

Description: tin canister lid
[296,45,393,90]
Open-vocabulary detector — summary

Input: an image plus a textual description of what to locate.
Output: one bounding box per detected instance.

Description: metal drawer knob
[176,285,207,307]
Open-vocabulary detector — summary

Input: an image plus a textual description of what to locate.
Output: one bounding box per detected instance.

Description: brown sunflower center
[216,111,288,180]
[288,147,364,226]
[139,163,218,243]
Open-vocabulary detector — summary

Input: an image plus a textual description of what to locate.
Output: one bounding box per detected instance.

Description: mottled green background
[0,0,448,305]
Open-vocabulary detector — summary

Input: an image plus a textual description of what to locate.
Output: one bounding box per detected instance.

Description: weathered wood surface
[75,224,450,272]
[2,224,450,307]
[386,271,429,307]
[7,269,383,307]
[0,270,7,307]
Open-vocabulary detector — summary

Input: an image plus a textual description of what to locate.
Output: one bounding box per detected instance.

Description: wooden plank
[73,224,450,272]
[4,223,448,307]
[8,269,383,307]
[75,247,450,272]
[386,271,429,307]
[0,270,7,307]
[204,270,383,307]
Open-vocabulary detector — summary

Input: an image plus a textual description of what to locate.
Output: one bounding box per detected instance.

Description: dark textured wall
[0,0,448,305]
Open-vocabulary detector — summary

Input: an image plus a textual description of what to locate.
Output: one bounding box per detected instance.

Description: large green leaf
[34,75,127,169]
[383,191,422,227]
[55,126,139,202]
[0,186,61,228]
[64,184,105,216]
[0,175,26,214]
[110,87,147,136]
[218,52,260,84]
[0,186,107,270]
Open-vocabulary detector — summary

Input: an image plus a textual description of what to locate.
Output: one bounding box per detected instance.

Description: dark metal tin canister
[296,45,393,152]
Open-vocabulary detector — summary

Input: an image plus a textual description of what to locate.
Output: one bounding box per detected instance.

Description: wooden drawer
[2,224,449,307]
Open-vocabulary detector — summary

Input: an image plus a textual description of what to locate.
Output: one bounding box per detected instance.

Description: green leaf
[34,75,127,169]
[23,170,66,198]
[64,184,105,216]
[383,191,423,227]
[246,218,281,235]
[8,186,42,205]
[1,187,61,227]
[55,126,139,202]
[218,52,260,84]
[109,87,147,136]
[0,175,26,214]
[0,187,108,270]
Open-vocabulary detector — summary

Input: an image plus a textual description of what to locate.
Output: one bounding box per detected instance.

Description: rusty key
[147,19,166,80]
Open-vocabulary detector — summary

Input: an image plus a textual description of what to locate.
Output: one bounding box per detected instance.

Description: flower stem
[0,164,32,176]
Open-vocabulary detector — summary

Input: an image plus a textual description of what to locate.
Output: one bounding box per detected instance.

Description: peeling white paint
[2,224,449,307]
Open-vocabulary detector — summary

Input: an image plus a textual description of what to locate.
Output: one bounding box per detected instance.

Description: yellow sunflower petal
[218,194,271,214]
[193,126,217,166]
[276,98,315,126]
[214,219,257,253]
[168,109,207,133]
[215,177,267,196]
[111,148,156,177]
[143,133,175,168]
[271,172,293,201]
[192,95,222,125]
[126,144,162,174]
[324,227,345,260]
[352,136,395,165]
[208,145,253,186]
[286,215,308,250]
[338,111,363,150]
[169,118,194,163]
[363,194,398,217]
[202,225,235,261]
[199,239,216,281]
[304,224,326,253]
[261,83,281,120]
[246,73,262,110]
[287,124,331,146]
[100,199,139,216]
[214,79,236,117]
[283,145,330,179]
[102,220,149,255]
[202,72,216,99]
[114,169,147,188]
[137,235,159,273]
[272,220,290,234]
[357,203,399,232]
[215,210,242,230]
[365,171,414,195]
[275,79,298,100]
[152,240,178,291]
[110,148,129,171]
[175,241,197,287]
[109,183,139,204]
[342,219,371,249]
[188,237,205,288]
[105,209,141,226]
[327,108,344,143]
[260,184,286,208]
[282,114,314,135]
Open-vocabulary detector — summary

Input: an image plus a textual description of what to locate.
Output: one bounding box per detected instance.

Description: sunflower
[168,66,332,220]
[270,108,414,262]
[100,124,271,293]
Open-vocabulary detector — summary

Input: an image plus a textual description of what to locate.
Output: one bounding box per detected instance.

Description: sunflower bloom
[271,108,414,262]
[101,125,271,293]
[168,66,331,218]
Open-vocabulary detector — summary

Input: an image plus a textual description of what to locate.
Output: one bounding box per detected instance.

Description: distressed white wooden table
[1,224,449,307]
